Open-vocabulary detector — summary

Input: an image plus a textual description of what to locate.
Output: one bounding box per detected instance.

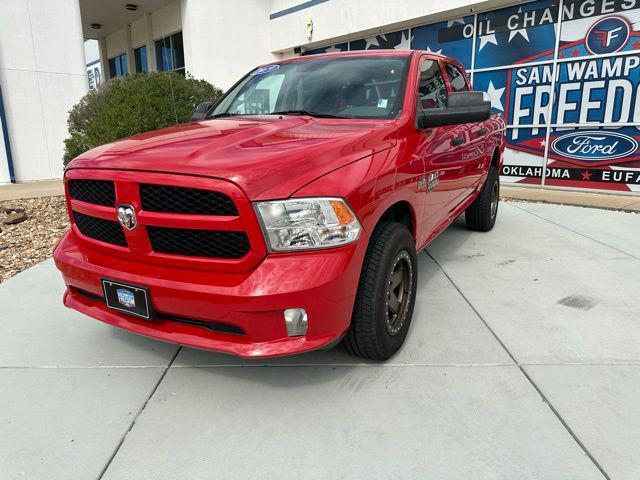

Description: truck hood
[68,116,397,200]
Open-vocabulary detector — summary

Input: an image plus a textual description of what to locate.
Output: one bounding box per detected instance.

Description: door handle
[451,136,465,146]
[478,128,487,136]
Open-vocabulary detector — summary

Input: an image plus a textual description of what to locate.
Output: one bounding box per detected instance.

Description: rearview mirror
[417,91,491,129]
[192,102,215,121]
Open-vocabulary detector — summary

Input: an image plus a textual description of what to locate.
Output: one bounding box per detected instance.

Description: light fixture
[90,23,102,30]
[125,4,138,11]
[254,198,361,252]
[284,309,308,336]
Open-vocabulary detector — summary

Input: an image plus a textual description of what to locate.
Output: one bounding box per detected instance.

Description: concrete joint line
[96,347,182,480]
[426,251,612,480]
[511,204,639,260]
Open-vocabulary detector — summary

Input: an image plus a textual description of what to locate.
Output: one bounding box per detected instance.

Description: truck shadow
[110,217,473,387]
[170,246,452,387]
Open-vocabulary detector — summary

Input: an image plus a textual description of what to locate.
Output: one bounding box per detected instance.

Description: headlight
[254,197,361,251]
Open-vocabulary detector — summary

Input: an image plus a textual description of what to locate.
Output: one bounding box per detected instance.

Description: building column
[124,23,135,73]
[145,13,157,71]
[98,37,110,80]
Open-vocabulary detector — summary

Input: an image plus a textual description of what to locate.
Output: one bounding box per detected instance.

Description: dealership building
[1,0,639,195]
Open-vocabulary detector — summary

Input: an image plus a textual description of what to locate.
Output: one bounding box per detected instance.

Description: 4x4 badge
[427,172,440,191]
[117,204,137,230]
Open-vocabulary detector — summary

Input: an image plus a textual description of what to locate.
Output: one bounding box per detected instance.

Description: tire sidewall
[372,226,417,355]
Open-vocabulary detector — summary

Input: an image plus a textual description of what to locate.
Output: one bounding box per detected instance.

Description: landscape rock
[3,204,26,214]
[0,196,68,282]
[3,212,28,225]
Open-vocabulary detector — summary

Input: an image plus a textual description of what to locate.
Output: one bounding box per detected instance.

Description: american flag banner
[303,0,640,193]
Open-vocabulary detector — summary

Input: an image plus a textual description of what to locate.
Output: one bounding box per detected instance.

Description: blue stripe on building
[269,0,331,20]
[0,85,16,183]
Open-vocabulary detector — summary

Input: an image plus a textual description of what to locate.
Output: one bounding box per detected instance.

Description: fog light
[284,308,308,336]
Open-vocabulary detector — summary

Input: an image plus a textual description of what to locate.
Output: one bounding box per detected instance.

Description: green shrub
[63,72,223,165]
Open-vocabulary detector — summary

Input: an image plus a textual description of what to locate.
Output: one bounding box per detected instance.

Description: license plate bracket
[102,279,152,320]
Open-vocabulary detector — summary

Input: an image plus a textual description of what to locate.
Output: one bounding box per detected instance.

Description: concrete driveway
[1,201,639,480]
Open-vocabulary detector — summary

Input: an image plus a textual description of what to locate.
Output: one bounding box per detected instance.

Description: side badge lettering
[427,172,440,191]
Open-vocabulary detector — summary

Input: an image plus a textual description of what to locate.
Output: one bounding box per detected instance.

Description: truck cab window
[418,59,447,110]
[445,64,469,93]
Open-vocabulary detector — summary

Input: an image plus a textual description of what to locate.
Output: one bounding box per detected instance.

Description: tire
[465,166,500,232]
[343,222,417,361]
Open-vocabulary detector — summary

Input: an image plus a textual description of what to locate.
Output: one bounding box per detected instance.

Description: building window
[155,31,185,74]
[134,46,148,72]
[108,53,128,78]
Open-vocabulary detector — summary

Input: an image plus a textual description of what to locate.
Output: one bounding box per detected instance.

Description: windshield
[210,56,410,120]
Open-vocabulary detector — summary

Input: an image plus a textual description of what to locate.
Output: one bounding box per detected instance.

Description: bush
[63,72,223,165]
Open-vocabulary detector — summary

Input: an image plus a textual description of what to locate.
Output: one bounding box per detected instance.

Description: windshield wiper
[271,110,351,119]
[206,112,240,119]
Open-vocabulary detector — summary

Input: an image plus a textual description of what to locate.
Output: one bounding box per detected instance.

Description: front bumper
[54,230,362,358]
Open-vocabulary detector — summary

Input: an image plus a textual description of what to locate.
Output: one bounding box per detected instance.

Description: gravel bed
[0,196,69,282]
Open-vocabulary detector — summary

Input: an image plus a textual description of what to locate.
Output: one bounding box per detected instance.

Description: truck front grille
[140,184,238,215]
[69,180,115,206]
[66,172,262,268]
[147,227,250,258]
[72,211,127,247]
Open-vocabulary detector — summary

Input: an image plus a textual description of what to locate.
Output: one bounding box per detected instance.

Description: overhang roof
[80,0,173,39]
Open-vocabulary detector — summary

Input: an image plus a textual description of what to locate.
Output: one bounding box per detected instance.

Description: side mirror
[417,91,491,129]
[192,102,215,121]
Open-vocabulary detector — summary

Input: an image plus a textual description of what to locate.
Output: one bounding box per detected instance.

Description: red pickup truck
[55,50,504,360]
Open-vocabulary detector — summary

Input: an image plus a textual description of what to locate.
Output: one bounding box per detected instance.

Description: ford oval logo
[551,131,638,163]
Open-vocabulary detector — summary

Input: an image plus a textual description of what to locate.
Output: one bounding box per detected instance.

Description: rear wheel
[465,166,499,232]
[343,222,417,361]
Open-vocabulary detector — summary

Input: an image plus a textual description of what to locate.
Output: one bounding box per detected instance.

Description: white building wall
[0,0,88,182]
[269,0,516,53]
[105,29,127,59]
[152,0,182,39]
[181,0,275,90]
[130,16,147,49]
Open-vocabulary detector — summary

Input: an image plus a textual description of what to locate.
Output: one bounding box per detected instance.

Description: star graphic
[447,18,466,27]
[633,40,640,49]
[581,170,592,181]
[571,48,580,57]
[486,81,505,112]
[396,31,411,50]
[540,139,547,147]
[559,53,566,58]
[425,46,443,55]
[364,36,380,49]
[478,34,498,51]
[508,8,530,43]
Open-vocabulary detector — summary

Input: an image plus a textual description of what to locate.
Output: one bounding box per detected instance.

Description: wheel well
[377,201,415,238]
[491,148,500,169]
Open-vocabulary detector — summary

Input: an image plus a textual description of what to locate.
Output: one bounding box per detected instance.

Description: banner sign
[304,0,640,193]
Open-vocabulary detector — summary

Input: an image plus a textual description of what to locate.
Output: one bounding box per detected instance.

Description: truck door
[443,62,488,200]
[414,57,466,238]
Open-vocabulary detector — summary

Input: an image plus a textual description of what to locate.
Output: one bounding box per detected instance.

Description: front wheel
[343,222,417,361]
[465,166,499,232]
